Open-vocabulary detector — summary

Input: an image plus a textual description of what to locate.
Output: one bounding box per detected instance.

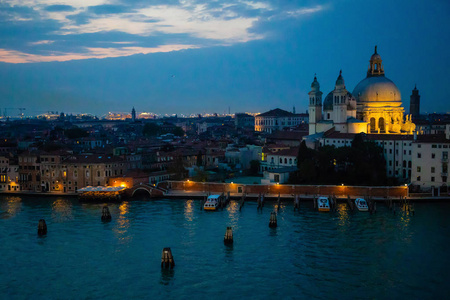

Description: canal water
[1,195,449,299]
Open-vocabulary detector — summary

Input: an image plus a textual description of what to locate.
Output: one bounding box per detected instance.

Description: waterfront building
[18,151,41,192]
[411,133,449,193]
[255,108,308,133]
[234,113,255,129]
[260,147,298,172]
[308,46,416,136]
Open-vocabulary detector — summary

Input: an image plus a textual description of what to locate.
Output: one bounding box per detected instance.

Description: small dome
[335,70,345,87]
[311,76,320,90]
[323,90,352,111]
[323,92,333,111]
[352,76,402,106]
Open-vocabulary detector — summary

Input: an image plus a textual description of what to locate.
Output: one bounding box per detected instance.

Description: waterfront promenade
[3,180,449,201]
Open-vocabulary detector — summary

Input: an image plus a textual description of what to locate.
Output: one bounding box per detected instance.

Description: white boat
[355,198,369,211]
[204,195,221,211]
[317,197,330,212]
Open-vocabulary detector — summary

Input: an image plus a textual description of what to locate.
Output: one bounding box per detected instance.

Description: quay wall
[158,181,408,198]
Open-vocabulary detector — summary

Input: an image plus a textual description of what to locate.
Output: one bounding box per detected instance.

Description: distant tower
[293,106,296,114]
[332,70,350,132]
[410,85,420,119]
[308,75,323,135]
[131,107,136,122]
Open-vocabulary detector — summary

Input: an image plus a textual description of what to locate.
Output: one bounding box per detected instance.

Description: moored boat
[204,194,221,211]
[317,197,330,212]
[355,198,369,211]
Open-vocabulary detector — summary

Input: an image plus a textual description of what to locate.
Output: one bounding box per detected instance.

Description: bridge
[125,183,166,198]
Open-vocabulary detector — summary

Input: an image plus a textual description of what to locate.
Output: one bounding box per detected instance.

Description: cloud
[0,44,198,63]
[28,40,55,45]
[0,0,326,63]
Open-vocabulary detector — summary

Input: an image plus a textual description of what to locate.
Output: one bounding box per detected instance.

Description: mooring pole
[161,247,175,269]
[38,219,47,236]
[101,206,112,222]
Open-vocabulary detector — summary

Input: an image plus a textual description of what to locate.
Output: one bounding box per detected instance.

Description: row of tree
[290,134,393,186]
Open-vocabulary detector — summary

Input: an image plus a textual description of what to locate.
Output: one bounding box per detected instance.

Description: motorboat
[204,194,221,211]
[317,197,330,212]
[355,198,369,211]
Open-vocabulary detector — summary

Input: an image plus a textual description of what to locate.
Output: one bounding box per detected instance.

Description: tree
[64,127,89,139]
[249,160,260,175]
[196,150,203,166]
[143,123,160,137]
[173,126,185,137]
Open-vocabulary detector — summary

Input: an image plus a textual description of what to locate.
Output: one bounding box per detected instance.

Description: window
[432,153,435,159]
[431,167,435,173]
[431,177,435,182]
[417,176,421,181]
[417,153,421,158]
[389,161,392,166]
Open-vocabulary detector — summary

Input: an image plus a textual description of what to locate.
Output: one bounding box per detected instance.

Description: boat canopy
[207,195,221,200]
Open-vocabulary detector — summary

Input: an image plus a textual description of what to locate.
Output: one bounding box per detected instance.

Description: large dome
[352,76,402,107]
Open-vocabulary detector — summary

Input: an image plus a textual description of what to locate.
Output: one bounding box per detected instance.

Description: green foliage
[249,160,260,175]
[197,150,203,166]
[173,126,185,137]
[64,127,89,139]
[293,134,388,186]
[142,123,159,137]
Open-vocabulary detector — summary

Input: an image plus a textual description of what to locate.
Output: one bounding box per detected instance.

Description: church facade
[308,47,415,136]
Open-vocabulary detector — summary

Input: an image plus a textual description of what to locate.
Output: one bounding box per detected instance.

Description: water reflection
[184,200,194,222]
[51,198,73,222]
[336,203,350,230]
[160,269,175,286]
[0,196,22,219]
[226,201,240,226]
[113,201,131,244]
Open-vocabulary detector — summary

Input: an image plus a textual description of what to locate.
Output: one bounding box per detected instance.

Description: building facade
[308,46,416,135]
[255,108,308,133]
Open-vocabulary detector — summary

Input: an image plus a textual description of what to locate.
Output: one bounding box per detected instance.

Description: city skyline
[1,0,449,116]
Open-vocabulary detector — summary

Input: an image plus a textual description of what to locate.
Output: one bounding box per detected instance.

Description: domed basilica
[308,46,415,135]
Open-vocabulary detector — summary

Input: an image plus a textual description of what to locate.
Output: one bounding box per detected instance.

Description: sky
[0,0,449,117]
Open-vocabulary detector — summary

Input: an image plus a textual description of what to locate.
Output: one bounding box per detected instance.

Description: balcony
[441,172,448,177]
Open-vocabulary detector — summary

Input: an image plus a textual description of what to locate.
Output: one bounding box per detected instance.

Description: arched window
[379,117,385,133]
[289,158,292,164]
[280,158,282,163]
[370,118,376,133]
[403,160,406,168]
[284,158,287,164]
[408,161,412,168]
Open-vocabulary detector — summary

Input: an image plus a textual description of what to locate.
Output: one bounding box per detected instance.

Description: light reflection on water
[51,198,73,222]
[0,196,449,299]
[113,201,131,244]
[0,196,22,219]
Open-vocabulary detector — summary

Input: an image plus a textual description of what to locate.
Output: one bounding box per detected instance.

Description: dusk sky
[0,0,449,117]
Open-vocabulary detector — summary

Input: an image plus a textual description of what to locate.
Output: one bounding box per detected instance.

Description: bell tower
[410,85,420,120]
[367,45,385,77]
[308,75,323,135]
[332,70,349,132]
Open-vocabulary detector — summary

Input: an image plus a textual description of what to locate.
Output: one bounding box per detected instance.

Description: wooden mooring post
[239,194,246,211]
[38,219,47,236]
[161,247,175,269]
[101,206,112,222]
[346,195,354,212]
[269,212,277,228]
[200,194,207,210]
[224,227,233,245]
[276,193,281,212]
[294,195,300,211]
[257,193,264,210]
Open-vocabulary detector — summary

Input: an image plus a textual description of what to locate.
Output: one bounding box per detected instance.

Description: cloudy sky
[0,0,449,116]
